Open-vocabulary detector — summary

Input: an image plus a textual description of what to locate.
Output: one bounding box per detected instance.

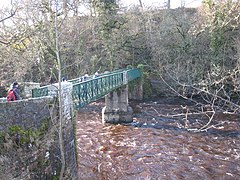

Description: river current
[76,98,240,179]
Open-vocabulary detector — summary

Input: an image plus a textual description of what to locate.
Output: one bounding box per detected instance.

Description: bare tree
[0,1,16,45]
[0,10,16,23]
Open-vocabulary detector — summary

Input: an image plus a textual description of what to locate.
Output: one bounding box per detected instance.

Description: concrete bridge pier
[102,85,133,124]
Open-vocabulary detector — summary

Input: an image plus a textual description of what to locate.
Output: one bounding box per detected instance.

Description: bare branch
[0,9,16,23]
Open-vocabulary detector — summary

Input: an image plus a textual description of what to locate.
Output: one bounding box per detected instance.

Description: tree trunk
[138,0,143,8]
[54,0,65,179]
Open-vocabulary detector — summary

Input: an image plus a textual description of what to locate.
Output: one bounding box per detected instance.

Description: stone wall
[0,94,78,179]
[0,97,54,132]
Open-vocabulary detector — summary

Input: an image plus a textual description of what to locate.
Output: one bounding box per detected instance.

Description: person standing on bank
[7,82,21,101]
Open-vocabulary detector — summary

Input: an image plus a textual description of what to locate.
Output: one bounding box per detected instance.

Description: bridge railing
[72,68,141,108]
[32,86,49,98]
[32,68,141,108]
[72,71,124,108]
[68,68,129,85]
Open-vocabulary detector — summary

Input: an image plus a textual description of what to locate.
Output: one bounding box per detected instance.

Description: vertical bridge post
[102,71,133,124]
[59,82,78,179]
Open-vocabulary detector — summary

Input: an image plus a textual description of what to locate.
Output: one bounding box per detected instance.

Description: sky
[120,0,202,9]
[0,0,202,9]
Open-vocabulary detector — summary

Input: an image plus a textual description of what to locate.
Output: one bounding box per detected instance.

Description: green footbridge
[32,68,141,109]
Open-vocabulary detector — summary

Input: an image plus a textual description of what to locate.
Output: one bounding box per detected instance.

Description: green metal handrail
[32,86,49,98]
[68,68,128,85]
[32,68,141,108]
[72,72,124,108]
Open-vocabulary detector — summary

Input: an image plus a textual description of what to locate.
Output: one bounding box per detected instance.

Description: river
[76,97,240,179]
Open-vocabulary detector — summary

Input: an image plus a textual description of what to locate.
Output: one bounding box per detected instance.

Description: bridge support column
[102,85,133,124]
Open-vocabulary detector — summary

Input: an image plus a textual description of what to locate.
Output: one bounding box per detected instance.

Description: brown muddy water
[76,97,240,179]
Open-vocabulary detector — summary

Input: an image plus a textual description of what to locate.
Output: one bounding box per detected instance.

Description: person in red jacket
[7,82,21,101]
